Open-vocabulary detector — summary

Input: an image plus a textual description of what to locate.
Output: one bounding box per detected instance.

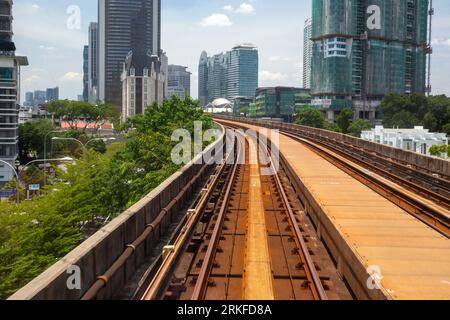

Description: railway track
[216,119,449,238]
[282,129,450,207]
[140,128,351,300]
[280,131,450,238]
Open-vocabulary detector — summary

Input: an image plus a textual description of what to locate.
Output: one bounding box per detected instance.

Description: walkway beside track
[218,119,450,300]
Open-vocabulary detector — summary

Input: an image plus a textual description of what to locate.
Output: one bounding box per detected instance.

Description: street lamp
[85,137,117,149]
[19,157,74,176]
[52,137,116,151]
[44,130,64,186]
[3,157,75,203]
[52,137,85,150]
[0,159,20,204]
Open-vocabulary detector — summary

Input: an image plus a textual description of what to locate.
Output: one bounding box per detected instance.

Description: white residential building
[361,126,448,157]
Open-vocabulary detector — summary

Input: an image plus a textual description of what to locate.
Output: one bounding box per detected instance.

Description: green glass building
[311,0,429,123]
[255,87,310,122]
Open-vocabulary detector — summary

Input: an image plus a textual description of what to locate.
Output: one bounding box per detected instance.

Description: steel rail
[284,132,450,239]
[190,130,244,300]
[284,130,450,207]
[221,119,449,237]
[82,145,225,300]
[264,137,328,300]
[221,122,328,300]
[140,135,237,300]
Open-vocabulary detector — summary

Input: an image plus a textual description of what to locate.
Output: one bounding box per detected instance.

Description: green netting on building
[311,0,429,110]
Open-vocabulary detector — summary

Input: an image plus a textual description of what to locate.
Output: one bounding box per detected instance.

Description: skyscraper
[199,44,259,106]
[88,22,99,103]
[33,90,46,106]
[98,0,162,108]
[25,92,34,107]
[207,52,230,103]
[303,18,312,89]
[46,87,59,102]
[83,45,88,102]
[198,51,209,106]
[0,0,28,185]
[311,0,429,123]
[167,65,191,99]
[227,44,259,100]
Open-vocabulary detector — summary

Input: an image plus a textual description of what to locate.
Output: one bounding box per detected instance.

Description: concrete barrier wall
[215,115,449,177]
[9,126,225,300]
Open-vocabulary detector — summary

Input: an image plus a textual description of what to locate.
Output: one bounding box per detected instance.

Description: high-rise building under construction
[311,0,429,123]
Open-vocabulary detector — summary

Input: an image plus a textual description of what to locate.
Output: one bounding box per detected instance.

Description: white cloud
[31,4,39,9]
[200,14,233,27]
[23,75,41,85]
[432,38,450,46]
[223,5,233,12]
[237,3,255,14]
[61,72,82,81]
[269,56,282,61]
[39,45,56,51]
[259,71,289,81]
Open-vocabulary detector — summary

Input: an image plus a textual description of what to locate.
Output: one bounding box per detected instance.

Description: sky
[13,0,450,102]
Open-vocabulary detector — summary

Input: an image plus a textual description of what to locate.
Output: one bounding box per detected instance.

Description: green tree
[429,145,442,157]
[19,119,56,163]
[336,108,354,134]
[47,100,119,133]
[443,123,450,136]
[348,120,373,137]
[380,93,409,127]
[295,107,326,129]
[381,93,450,133]
[0,96,213,298]
[390,110,419,129]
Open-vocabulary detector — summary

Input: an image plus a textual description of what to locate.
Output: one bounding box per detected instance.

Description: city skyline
[12,0,450,102]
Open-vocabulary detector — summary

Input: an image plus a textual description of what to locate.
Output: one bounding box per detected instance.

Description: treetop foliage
[381,93,450,134]
[0,96,212,299]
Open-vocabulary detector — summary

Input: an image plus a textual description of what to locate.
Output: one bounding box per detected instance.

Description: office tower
[198,51,208,106]
[88,22,98,103]
[83,45,88,102]
[199,44,258,105]
[227,44,259,100]
[0,0,28,185]
[160,51,168,98]
[207,52,231,102]
[311,0,429,123]
[303,18,312,89]
[33,90,46,106]
[167,65,191,99]
[25,92,34,107]
[99,0,162,109]
[46,87,59,102]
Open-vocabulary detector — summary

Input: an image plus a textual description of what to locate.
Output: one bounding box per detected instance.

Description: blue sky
[13,0,450,101]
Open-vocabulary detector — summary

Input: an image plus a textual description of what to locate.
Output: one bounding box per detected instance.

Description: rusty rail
[223,122,329,300]
[140,133,238,300]
[267,144,328,300]
[82,144,226,300]
[283,132,450,239]
[191,132,243,300]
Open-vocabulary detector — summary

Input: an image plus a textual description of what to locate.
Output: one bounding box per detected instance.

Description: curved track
[140,128,350,300]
